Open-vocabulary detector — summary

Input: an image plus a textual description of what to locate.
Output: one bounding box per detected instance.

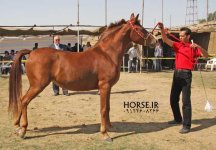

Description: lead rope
[199,68,208,100]
[197,53,213,112]
[191,41,213,112]
[200,68,213,112]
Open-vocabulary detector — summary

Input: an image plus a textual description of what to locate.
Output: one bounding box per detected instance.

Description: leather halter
[127,20,151,41]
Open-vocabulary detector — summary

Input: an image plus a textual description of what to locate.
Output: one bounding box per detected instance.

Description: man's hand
[190,42,200,49]
[158,22,169,34]
[157,22,174,47]
[190,41,209,58]
[158,22,164,29]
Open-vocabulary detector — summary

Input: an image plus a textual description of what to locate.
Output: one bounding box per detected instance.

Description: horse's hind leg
[15,83,49,138]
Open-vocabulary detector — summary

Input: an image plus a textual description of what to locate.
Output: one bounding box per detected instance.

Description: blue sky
[0,0,215,28]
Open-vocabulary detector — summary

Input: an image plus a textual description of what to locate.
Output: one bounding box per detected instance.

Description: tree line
[199,11,216,23]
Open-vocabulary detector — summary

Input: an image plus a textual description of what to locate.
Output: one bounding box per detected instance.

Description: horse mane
[104,18,141,33]
[96,19,127,43]
[107,19,127,29]
[95,18,141,45]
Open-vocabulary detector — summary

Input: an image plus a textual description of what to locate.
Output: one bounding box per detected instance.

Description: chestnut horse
[9,14,157,141]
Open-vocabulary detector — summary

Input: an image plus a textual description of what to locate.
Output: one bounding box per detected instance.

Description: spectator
[0,55,3,62]
[10,49,16,60]
[153,42,163,71]
[49,35,69,96]
[83,41,92,51]
[2,51,12,74]
[128,44,139,73]
[72,43,83,52]
[3,51,11,61]
[33,43,38,50]
[67,43,72,51]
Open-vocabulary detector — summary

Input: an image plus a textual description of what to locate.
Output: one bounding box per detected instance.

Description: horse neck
[99,25,131,66]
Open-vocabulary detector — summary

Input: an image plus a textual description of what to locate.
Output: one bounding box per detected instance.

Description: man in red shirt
[158,23,208,134]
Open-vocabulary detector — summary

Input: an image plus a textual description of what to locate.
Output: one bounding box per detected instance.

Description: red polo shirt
[173,42,201,70]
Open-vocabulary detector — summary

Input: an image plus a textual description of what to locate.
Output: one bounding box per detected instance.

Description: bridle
[127,20,158,45]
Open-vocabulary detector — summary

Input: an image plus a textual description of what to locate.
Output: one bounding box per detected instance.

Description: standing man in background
[83,41,92,51]
[128,44,139,73]
[50,35,69,96]
[153,42,163,71]
[158,22,208,134]
[33,43,39,50]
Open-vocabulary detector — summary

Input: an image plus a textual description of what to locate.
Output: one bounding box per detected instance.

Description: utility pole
[77,0,80,52]
[162,0,164,22]
[141,0,144,26]
[207,0,209,24]
[105,0,107,26]
[140,0,144,73]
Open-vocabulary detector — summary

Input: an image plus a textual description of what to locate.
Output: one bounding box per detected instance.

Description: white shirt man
[153,42,163,71]
[128,46,138,60]
[154,44,163,57]
[128,45,139,73]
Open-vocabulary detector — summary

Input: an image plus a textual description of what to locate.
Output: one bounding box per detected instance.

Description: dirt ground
[0,71,216,150]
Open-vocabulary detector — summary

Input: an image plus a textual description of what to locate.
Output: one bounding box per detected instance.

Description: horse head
[128,13,157,48]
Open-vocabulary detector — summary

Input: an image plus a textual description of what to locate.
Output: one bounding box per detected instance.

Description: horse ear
[135,14,139,21]
[130,13,135,20]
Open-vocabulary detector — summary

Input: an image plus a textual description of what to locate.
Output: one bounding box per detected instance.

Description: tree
[199,10,216,23]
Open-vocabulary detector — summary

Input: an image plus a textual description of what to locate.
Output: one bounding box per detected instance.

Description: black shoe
[168,120,182,125]
[179,127,190,134]
[64,93,70,96]
[54,93,59,96]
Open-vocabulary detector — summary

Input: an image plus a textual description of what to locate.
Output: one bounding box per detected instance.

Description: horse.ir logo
[123,101,159,113]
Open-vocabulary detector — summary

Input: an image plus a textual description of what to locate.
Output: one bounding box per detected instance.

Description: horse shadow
[111,89,146,94]
[69,89,146,95]
[25,117,216,140]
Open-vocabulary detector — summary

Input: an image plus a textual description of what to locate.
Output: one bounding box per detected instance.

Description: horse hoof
[15,128,26,139]
[103,137,113,143]
[15,127,21,134]
[18,131,26,139]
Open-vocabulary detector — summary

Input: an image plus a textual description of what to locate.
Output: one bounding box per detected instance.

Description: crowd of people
[32,40,92,53]
[0,38,92,74]
[0,50,24,74]
[0,36,93,97]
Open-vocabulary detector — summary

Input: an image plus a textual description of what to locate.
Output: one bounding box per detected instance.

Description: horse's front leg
[99,82,112,142]
[106,94,112,129]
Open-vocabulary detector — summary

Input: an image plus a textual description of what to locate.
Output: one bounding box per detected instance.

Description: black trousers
[170,69,192,129]
[128,57,138,72]
[52,82,68,95]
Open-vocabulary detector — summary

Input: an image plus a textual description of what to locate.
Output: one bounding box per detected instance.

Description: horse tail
[9,49,31,118]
